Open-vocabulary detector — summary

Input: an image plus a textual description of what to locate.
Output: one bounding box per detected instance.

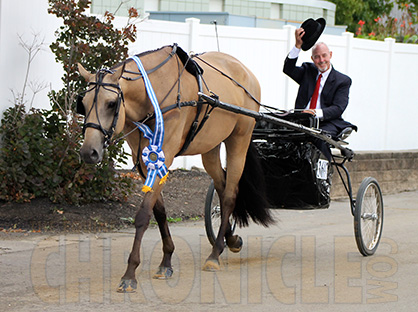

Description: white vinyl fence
[1,0,418,170]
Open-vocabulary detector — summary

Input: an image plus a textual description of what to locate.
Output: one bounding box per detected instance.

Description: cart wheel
[204,181,236,246]
[354,177,384,256]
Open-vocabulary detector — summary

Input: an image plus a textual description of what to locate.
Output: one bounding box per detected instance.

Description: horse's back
[197,52,261,110]
[173,51,261,156]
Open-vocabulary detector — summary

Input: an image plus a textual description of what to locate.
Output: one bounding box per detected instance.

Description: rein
[192,54,283,113]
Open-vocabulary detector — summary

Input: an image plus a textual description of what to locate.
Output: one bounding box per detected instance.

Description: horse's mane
[110,45,173,70]
[134,45,172,58]
[110,44,203,78]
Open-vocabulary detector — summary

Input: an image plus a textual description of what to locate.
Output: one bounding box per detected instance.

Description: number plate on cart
[316,159,329,180]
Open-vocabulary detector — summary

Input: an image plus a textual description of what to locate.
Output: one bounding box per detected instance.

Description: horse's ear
[111,63,125,82]
[78,63,94,82]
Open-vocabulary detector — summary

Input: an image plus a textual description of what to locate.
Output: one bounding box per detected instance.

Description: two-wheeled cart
[200,93,383,256]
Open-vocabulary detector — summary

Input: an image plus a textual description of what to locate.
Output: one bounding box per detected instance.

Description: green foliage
[354,2,418,43]
[166,217,183,223]
[330,0,418,42]
[0,0,140,204]
[47,0,138,112]
[330,0,368,30]
[0,105,133,204]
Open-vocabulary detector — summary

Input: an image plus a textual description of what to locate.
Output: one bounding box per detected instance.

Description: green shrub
[0,105,133,204]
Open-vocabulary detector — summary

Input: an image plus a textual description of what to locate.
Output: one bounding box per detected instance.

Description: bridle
[77,68,124,147]
[77,45,179,148]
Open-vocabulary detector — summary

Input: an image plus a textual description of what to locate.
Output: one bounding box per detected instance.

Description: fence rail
[1,0,418,169]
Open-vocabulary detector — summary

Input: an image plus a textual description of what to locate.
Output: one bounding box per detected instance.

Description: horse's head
[77,63,126,164]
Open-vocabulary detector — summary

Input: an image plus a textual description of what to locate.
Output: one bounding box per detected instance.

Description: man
[283,24,356,160]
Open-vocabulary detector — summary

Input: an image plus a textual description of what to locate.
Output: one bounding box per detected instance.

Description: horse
[77,44,274,292]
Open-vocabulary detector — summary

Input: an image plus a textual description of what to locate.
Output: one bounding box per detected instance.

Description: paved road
[1,191,417,311]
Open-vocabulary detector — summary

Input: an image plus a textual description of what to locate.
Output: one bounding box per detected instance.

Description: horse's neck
[122,51,198,123]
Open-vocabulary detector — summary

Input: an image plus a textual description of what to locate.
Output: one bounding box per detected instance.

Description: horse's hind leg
[202,140,248,271]
[152,194,175,279]
[202,145,236,242]
[202,145,226,196]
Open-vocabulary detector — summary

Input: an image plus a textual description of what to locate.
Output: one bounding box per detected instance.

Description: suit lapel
[321,67,335,104]
[308,68,318,99]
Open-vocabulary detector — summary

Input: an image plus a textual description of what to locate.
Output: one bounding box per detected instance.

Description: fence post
[186,17,200,53]
[283,24,295,109]
[177,18,202,169]
[384,37,395,149]
[342,32,354,75]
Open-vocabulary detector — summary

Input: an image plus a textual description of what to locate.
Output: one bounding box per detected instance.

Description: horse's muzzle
[80,145,103,164]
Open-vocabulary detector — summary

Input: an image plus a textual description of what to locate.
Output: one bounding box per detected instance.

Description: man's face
[311,44,332,72]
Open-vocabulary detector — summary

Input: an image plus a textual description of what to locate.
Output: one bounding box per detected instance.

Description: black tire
[204,181,236,246]
[354,177,384,256]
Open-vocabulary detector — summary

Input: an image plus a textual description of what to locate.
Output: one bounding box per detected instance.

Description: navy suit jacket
[283,56,356,134]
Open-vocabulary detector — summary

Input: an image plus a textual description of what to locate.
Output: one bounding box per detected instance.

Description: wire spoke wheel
[204,181,236,246]
[354,177,384,256]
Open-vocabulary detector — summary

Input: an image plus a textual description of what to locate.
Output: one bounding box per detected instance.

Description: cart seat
[331,126,356,157]
[336,127,354,143]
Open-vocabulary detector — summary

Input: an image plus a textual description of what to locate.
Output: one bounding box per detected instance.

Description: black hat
[300,18,326,51]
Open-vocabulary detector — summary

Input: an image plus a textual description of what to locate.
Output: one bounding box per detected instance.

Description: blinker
[76,94,86,116]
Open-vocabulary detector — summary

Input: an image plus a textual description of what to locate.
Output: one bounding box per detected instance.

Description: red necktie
[309,74,322,109]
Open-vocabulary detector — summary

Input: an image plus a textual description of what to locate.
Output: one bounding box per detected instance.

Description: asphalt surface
[1,190,417,311]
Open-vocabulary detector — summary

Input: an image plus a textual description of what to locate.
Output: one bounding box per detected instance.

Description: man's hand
[295,28,305,49]
[302,109,316,116]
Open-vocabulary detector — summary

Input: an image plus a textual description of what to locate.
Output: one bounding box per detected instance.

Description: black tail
[233,141,275,227]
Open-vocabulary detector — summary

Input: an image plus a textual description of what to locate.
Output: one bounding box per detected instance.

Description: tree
[330,0,393,33]
[48,0,139,114]
[0,0,140,204]
[330,0,418,42]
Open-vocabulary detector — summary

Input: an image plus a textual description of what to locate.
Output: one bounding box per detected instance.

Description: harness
[78,44,265,191]
[78,44,211,191]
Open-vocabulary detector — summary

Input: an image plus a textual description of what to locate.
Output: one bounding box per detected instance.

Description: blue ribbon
[130,55,168,192]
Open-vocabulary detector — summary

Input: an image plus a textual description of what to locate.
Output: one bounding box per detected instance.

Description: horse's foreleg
[152,194,175,279]
[117,193,157,293]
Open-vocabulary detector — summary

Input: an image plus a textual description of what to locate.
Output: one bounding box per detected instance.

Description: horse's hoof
[202,259,220,272]
[227,235,243,253]
[153,266,174,280]
[117,279,137,293]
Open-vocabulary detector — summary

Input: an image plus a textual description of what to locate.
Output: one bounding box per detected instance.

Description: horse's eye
[108,100,117,110]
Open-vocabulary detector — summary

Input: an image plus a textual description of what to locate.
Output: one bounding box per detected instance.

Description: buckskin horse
[77,44,274,292]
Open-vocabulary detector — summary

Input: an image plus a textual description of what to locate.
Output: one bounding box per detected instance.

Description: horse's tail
[233,141,275,227]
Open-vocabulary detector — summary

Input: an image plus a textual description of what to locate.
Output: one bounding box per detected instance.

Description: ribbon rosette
[142,145,165,171]
[140,144,168,193]
[130,55,169,193]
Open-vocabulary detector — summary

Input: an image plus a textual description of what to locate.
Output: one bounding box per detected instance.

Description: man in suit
[283,26,356,160]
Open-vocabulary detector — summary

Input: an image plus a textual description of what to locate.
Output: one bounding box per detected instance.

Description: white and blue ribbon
[130,55,168,192]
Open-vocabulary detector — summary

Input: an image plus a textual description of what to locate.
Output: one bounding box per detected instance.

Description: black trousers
[314,122,340,161]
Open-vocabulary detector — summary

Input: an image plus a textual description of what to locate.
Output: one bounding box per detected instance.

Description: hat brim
[301,18,326,51]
